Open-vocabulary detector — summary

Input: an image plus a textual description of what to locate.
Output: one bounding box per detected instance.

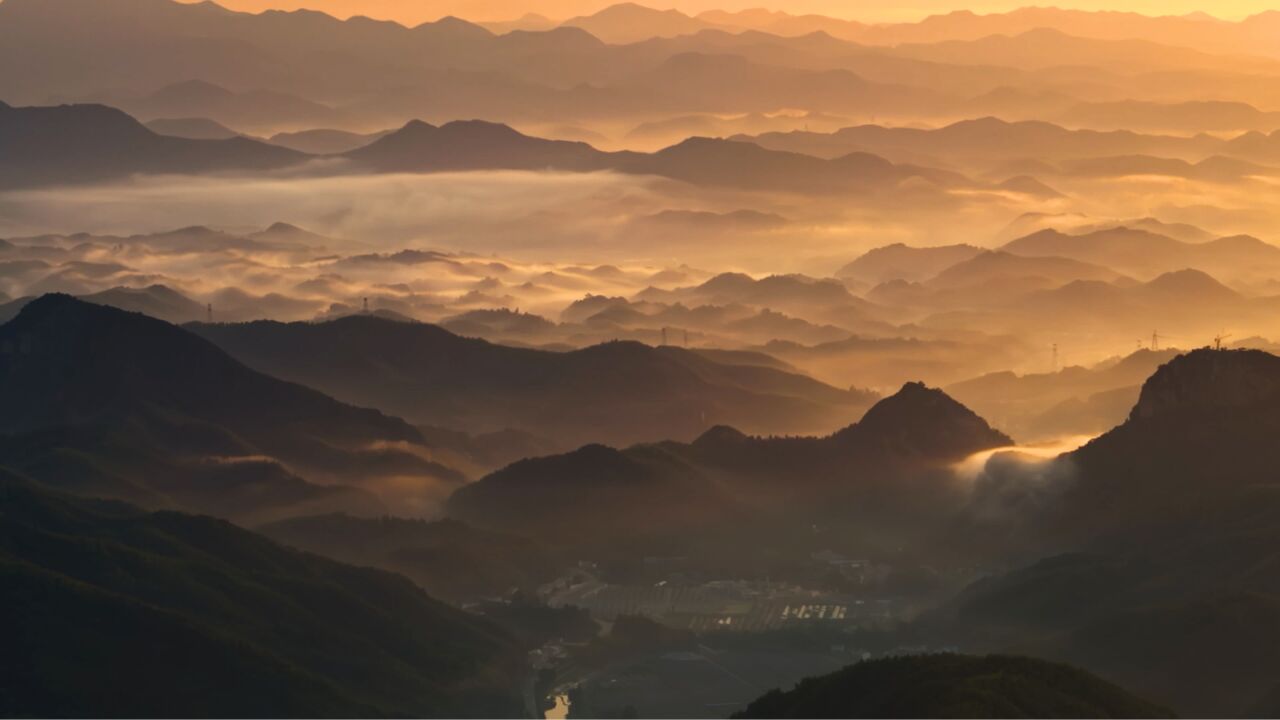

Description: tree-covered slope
[734,654,1172,719]
[0,475,525,718]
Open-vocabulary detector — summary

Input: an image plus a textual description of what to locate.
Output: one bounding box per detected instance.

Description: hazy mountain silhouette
[189,314,877,449]
[1059,100,1280,133]
[344,119,616,173]
[0,476,523,717]
[892,28,1272,75]
[144,116,242,140]
[0,102,305,188]
[741,117,1224,171]
[0,284,208,325]
[698,6,1280,61]
[837,243,984,284]
[1001,226,1280,282]
[446,382,1010,548]
[1059,153,1278,182]
[562,3,722,44]
[5,0,1278,134]
[926,251,1129,292]
[0,295,453,521]
[115,79,345,132]
[268,127,392,154]
[945,348,1181,440]
[734,654,1171,719]
[342,119,960,193]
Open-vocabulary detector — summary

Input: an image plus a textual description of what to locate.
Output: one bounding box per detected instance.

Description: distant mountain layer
[344,118,964,193]
[0,103,966,193]
[733,654,1171,719]
[0,102,304,188]
[739,116,1275,172]
[0,476,523,717]
[189,314,877,449]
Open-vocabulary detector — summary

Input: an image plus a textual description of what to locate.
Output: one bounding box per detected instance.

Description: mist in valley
[5,0,1280,717]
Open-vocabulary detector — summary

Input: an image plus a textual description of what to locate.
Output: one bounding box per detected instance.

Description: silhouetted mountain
[742,117,1221,172]
[734,654,1171,719]
[144,116,242,139]
[0,477,523,717]
[625,136,961,193]
[0,102,305,188]
[563,3,721,44]
[1001,226,1280,282]
[1011,269,1264,336]
[344,119,614,173]
[268,127,392,154]
[946,348,1180,440]
[446,382,1009,551]
[258,514,564,603]
[840,381,1012,459]
[934,251,1127,288]
[117,79,343,131]
[81,284,208,323]
[837,243,984,284]
[447,442,736,543]
[1059,100,1280,133]
[342,120,959,194]
[0,295,451,521]
[189,314,876,449]
[0,284,208,325]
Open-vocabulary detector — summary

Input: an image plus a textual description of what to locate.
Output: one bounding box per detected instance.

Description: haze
[5,0,1280,718]
[180,0,1277,23]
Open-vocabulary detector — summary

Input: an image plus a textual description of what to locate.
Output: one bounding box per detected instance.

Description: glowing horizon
[171,0,1275,26]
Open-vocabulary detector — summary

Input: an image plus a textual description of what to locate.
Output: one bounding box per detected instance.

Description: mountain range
[1,102,969,194]
[446,381,1011,557]
[6,0,1280,132]
[0,102,304,188]
[189,313,878,449]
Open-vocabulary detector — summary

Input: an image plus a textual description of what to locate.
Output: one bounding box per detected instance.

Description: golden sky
[190,0,1277,24]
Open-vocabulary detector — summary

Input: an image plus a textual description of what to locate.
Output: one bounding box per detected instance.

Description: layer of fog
[0,170,1045,272]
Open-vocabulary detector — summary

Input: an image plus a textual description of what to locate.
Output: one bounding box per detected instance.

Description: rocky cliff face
[1130,349,1280,420]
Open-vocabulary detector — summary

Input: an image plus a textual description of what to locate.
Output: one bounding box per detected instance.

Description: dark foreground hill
[0,476,524,718]
[0,295,456,521]
[190,315,877,449]
[258,513,565,603]
[927,349,1280,716]
[733,654,1171,719]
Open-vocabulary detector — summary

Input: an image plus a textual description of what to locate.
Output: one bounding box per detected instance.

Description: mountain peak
[0,293,419,443]
[843,382,1012,458]
[1131,349,1280,421]
[694,424,749,449]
